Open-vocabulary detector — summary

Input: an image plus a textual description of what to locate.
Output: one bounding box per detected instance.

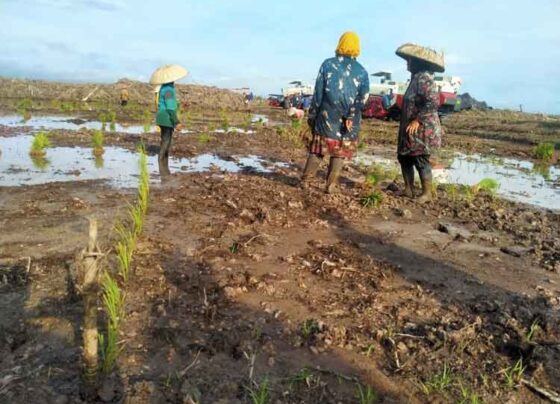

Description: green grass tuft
[475,178,500,194]
[246,379,270,404]
[534,142,554,162]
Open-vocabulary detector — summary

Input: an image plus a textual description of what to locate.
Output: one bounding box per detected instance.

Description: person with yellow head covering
[302,32,369,194]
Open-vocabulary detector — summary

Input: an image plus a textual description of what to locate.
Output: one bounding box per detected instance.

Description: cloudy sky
[1,0,559,113]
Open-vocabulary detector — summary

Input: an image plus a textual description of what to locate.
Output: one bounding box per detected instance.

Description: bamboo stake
[80,218,101,399]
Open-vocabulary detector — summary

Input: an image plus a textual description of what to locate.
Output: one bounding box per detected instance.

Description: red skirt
[308,133,357,159]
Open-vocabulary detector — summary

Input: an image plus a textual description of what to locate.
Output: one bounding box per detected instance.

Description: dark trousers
[397,154,432,177]
[159,126,173,177]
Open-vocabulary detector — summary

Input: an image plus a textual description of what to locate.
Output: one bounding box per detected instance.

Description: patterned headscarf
[335,32,360,58]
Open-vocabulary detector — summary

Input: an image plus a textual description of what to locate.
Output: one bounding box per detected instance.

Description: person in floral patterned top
[396,44,445,203]
[302,32,369,194]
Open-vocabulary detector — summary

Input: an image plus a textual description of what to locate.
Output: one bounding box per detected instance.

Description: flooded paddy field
[1,105,559,403]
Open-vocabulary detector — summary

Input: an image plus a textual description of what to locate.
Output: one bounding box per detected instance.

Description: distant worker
[382,89,394,109]
[287,106,305,121]
[395,43,445,202]
[302,31,370,193]
[302,95,312,112]
[120,87,129,107]
[149,64,188,178]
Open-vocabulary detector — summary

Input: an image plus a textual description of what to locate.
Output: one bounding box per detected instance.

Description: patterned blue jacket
[309,56,369,141]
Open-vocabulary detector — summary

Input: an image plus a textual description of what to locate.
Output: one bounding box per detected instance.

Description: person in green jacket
[156,82,181,176]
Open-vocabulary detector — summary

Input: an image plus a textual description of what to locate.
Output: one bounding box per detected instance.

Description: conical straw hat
[149,64,188,85]
[396,43,445,73]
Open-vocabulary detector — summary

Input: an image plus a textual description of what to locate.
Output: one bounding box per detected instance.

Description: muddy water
[0,115,156,134]
[356,152,560,211]
[0,135,288,188]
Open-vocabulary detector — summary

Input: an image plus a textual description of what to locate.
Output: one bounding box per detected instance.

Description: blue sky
[1,0,559,113]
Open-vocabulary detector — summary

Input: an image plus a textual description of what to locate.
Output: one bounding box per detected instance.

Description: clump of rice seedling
[246,379,270,404]
[29,131,52,157]
[288,368,314,388]
[444,183,459,201]
[91,129,104,156]
[355,383,376,404]
[300,318,319,340]
[502,358,526,388]
[291,119,302,129]
[458,381,481,404]
[419,363,453,394]
[361,190,384,208]
[98,112,108,131]
[137,147,150,214]
[525,320,540,343]
[17,98,32,116]
[128,203,144,236]
[220,110,230,133]
[474,178,500,195]
[108,110,117,132]
[243,114,252,130]
[198,133,211,143]
[114,221,136,282]
[534,142,554,162]
[100,272,124,373]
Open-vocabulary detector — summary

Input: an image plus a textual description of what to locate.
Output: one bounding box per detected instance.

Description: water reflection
[355,152,560,210]
[30,155,49,170]
[94,155,104,169]
[0,135,289,188]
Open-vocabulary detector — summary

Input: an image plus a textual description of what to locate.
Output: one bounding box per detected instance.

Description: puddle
[251,114,269,124]
[212,127,255,134]
[0,115,156,134]
[0,135,288,188]
[355,152,560,211]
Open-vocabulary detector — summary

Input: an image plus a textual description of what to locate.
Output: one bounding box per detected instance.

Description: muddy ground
[0,101,559,403]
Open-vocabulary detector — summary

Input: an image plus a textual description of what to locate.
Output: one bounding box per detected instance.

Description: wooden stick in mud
[80,218,102,398]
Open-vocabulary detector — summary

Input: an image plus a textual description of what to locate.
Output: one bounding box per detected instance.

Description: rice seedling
[355,383,377,404]
[525,320,540,343]
[458,381,481,404]
[29,131,52,157]
[444,183,459,201]
[129,203,144,237]
[98,112,107,131]
[474,178,500,195]
[419,363,453,394]
[114,222,135,282]
[91,129,104,156]
[198,133,211,143]
[108,111,117,132]
[288,368,313,388]
[360,190,384,208]
[100,272,124,373]
[291,119,302,129]
[220,110,230,133]
[300,319,319,340]
[534,142,554,162]
[503,358,526,388]
[246,379,270,404]
[243,114,252,130]
[17,98,32,115]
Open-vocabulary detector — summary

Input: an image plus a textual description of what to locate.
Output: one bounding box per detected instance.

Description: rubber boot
[301,154,321,188]
[400,163,415,198]
[326,157,344,194]
[416,171,433,203]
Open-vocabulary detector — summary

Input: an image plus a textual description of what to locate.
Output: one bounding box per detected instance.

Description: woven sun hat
[396,43,445,73]
[149,64,188,85]
[153,85,162,93]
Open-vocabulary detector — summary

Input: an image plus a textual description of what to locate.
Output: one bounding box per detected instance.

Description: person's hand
[175,123,184,131]
[406,119,421,136]
[345,119,354,133]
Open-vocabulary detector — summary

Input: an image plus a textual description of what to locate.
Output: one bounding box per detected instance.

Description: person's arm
[407,73,439,135]
[308,63,326,129]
